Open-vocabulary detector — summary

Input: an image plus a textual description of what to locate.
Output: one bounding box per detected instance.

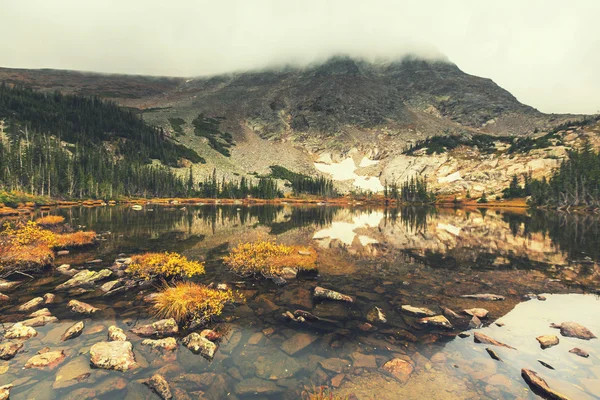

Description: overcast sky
[1,0,598,114]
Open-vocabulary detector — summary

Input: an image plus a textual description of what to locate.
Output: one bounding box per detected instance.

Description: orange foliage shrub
[54,231,97,248]
[0,221,56,272]
[223,240,317,278]
[36,215,65,226]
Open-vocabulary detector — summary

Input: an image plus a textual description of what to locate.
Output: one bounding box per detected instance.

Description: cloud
[0,0,599,114]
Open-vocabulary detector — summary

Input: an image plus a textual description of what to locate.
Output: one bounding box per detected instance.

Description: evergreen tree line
[267,165,338,197]
[383,175,435,203]
[196,169,283,199]
[503,140,600,209]
[0,83,203,166]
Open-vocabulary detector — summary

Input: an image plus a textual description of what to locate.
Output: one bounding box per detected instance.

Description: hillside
[0,56,593,197]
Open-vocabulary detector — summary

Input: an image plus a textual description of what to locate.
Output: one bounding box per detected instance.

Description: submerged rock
[460,294,505,301]
[463,308,489,319]
[5,323,37,339]
[401,305,436,317]
[381,358,414,384]
[24,350,66,369]
[536,335,559,349]
[130,319,178,338]
[108,325,128,341]
[53,356,92,389]
[141,338,178,351]
[56,269,112,290]
[18,297,44,311]
[280,332,318,355]
[418,315,453,329]
[474,332,516,350]
[21,315,59,327]
[68,300,99,314]
[182,333,217,360]
[550,322,596,340]
[366,306,387,324]
[90,341,137,371]
[486,348,502,362]
[235,378,283,396]
[569,347,589,358]
[313,286,353,303]
[0,341,23,360]
[61,321,85,341]
[144,373,172,400]
[521,369,571,400]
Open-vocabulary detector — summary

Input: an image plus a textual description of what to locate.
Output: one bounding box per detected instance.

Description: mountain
[0,56,594,197]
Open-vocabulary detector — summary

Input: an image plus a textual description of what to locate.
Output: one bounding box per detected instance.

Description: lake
[0,204,598,399]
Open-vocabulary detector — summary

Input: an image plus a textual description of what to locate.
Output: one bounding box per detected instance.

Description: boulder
[21,315,58,327]
[24,350,66,369]
[366,306,387,324]
[56,269,112,290]
[313,286,353,303]
[18,297,44,311]
[144,374,172,400]
[141,338,178,351]
[550,322,596,340]
[401,305,436,317]
[474,332,516,350]
[463,308,489,318]
[0,341,23,360]
[182,333,217,360]
[460,294,505,301]
[62,321,85,341]
[521,369,571,400]
[130,319,178,338]
[536,335,559,349]
[381,358,414,384]
[108,325,127,341]
[68,300,99,314]
[569,347,589,358]
[89,341,137,371]
[5,322,37,339]
[418,315,453,329]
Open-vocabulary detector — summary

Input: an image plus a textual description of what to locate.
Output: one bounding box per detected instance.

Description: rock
[68,300,99,314]
[0,341,23,360]
[182,333,217,360]
[5,322,37,339]
[142,338,178,351]
[253,349,302,380]
[521,369,571,400]
[469,316,482,329]
[313,286,353,303]
[21,315,58,327]
[366,306,387,324]
[523,293,537,301]
[56,269,112,290]
[57,250,69,256]
[460,294,505,301]
[350,352,378,368]
[537,295,547,301]
[0,385,12,400]
[0,293,8,302]
[89,341,137,371]
[418,315,453,329]
[359,322,376,332]
[294,310,321,321]
[569,347,589,358]
[401,305,436,317]
[538,360,555,370]
[62,321,85,341]
[474,332,516,350]
[537,335,559,349]
[331,373,345,388]
[53,356,92,389]
[486,348,502,362]
[199,329,221,342]
[458,332,471,338]
[108,325,127,341]
[0,279,20,290]
[280,332,318,355]
[280,287,313,309]
[29,308,51,317]
[262,327,275,337]
[381,358,414,384]
[550,322,596,340]
[463,308,489,318]
[442,307,461,319]
[319,358,350,373]
[143,293,159,302]
[24,350,66,369]
[144,373,172,400]
[280,267,297,280]
[99,280,120,293]
[235,378,283,396]
[18,297,44,311]
[56,264,76,276]
[130,319,178,338]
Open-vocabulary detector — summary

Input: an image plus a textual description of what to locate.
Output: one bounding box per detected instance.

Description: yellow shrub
[152,282,238,324]
[55,231,97,248]
[223,240,317,278]
[36,215,65,226]
[127,252,205,281]
[0,221,56,271]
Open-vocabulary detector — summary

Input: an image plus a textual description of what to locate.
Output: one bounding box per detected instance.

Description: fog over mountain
[1,0,599,114]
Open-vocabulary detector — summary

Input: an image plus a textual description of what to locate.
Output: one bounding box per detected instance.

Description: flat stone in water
[53,356,92,389]
[235,378,284,396]
[90,341,137,371]
[108,325,127,341]
[521,369,570,400]
[536,335,559,349]
[144,373,172,400]
[254,350,302,380]
[21,315,59,327]
[0,384,12,400]
[550,322,597,340]
[463,308,489,318]
[68,300,99,314]
[280,332,317,355]
[56,269,112,290]
[418,315,453,329]
[401,305,436,317]
[0,342,23,360]
[474,332,516,350]
[18,297,44,311]
[24,350,66,369]
[319,358,350,373]
[569,347,589,358]
[141,338,178,351]
[130,318,178,338]
[182,333,217,360]
[5,323,37,339]
[313,286,353,303]
[460,294,505,301]
[381,358,414,384]
[62,321,85,341]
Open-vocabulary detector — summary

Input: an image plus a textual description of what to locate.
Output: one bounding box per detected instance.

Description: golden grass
[152,282,238,324]
[223,240,317,278]
[54,231,97,248]
[0,221,56,272]
[36,215,65,226]
[126,252,205,281]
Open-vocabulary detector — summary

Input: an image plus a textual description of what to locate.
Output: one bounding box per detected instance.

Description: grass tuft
[126,252,205,281]
[36,215,65,226]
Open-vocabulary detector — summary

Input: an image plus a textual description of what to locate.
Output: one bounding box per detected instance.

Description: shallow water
[1,205,599,399]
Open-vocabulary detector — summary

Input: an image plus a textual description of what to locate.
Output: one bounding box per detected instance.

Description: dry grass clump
[36,215,65,226]
[0,221,57,272]
[152,282,238,324]
[223,240,317,278]
[54,231,97,248]
[126,252,205,281]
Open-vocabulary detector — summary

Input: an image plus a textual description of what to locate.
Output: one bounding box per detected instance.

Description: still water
[0,205,598,399]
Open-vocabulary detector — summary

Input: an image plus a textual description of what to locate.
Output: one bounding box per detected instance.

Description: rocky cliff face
[0,56,593,195]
